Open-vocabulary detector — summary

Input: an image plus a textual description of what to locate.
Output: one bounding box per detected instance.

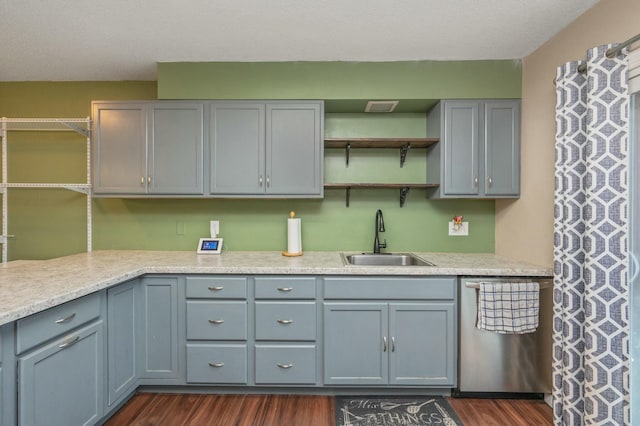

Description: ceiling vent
[365,101,399,113]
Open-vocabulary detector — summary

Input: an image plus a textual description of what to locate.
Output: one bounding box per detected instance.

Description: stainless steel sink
[340,252,435,267]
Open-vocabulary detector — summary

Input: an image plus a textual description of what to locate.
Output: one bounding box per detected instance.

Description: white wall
[495,0,640,266]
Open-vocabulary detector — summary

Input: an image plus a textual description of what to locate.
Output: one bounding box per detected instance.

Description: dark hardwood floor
[105,393,553,426]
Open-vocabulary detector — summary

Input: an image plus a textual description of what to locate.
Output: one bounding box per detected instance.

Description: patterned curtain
[553,45,629,425]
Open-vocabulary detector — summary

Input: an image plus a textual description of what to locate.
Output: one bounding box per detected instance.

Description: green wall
[0,60,520,260]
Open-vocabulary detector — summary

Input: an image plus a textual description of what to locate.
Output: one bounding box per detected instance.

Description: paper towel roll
[287,218,302,254]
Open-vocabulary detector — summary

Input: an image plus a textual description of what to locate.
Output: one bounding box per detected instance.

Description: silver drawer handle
[277,319,293,325]
[209,362,225,368]
[277,363,293,369]
[391,336,396,352]
[383,336,387,352]
[209,319,225,324]
[277,287,293,292]
[55,313,76,324]
[208,286,224,291]
[488,177,493,187]
[58,335,80,349]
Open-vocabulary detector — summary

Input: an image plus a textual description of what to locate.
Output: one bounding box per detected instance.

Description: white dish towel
[477,281,540,334]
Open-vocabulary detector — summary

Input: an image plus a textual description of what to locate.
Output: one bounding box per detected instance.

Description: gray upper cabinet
[209,101,324,198]
[427,99,520,198]
[209,102,265,195]
[92,101,204,196]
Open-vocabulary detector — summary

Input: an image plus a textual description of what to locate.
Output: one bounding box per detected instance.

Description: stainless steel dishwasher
[455,277,553,396]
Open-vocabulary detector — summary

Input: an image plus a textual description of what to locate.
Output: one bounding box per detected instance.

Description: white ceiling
[1,0,599,81]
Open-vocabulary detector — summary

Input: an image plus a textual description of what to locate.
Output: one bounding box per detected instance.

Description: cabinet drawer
[323,277,456,300]
[17,292,102,354]
[255,302,316,341]
[186,276,247,299]
[255,277,316,299]
[186,343,247,384]
[255,345,317,384]
[186,301,247,340]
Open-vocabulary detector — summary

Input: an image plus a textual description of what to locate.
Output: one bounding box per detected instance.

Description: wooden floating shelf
[324,138,439,149]
[324,138,439,168]
[324,183,440,207]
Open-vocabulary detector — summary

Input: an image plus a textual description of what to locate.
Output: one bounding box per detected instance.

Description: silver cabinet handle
[55,313,76,324]
[209,362,224,368]
[277,363,293,369]
[488,177,493,187]
[277,287,293,292]
[140,176,144,186]
[474,176,479,187]
[147,176,151,184]
[259,176,263,187]
[208,286,224,291]
[383,336,387,352]
[266,176,270,188]
[58,335,80,349]
[277,319,293,325]
[391,336,396,352]
[208,319,225,324]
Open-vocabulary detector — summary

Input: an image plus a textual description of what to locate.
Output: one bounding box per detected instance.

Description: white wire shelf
[1,118,91,137]
[1,183,91,194]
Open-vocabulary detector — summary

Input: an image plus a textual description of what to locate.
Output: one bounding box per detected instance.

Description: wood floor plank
[106,393,552,426]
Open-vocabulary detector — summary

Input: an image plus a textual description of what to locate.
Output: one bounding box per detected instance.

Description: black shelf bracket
[345,143,351,167]
[399,143,411,167]
[399,187,410,207]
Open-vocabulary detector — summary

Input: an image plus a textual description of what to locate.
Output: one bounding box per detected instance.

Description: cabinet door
[389,303,456,386]
[266,102,323,196]
[92,102,147,194]
[443,101,480,195]
[19,321,104,426]
[323,303,388,385]
[1,324,16,426]
[484,101,520,196]
[209,102,265,195]
[140,277,179,380]
[149,103,204,194]
[107,280,139,406]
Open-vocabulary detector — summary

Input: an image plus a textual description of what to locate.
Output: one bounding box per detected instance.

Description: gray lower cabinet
[1,323,16,426]
[92,101,204,196]
[106,279,140,407]
[185,276,249,384]
[17,296,106,426]
[426,99,520,198]
[139,276,180,381]
[323,277,456,387]
[209,101,323,198]
[254,276,318,386]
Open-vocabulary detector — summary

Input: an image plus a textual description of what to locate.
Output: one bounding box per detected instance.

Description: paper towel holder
[282,211,303,257]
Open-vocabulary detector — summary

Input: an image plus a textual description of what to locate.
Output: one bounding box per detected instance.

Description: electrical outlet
[448,221,469,236]
[210,220,220,238]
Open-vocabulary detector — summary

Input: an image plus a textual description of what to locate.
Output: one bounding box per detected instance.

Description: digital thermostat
[197,238,223,254]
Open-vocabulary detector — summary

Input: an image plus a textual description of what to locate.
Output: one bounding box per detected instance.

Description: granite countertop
[0,250,552,326]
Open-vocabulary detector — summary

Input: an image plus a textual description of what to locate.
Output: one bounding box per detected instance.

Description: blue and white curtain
[554,45,629,425]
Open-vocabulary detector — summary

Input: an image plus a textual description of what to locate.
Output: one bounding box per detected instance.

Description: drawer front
[323,277,456,300]
[186,343,247,384]
[255,302,316,341]
[254,277,316,299]
[255,345,317,384]
[186,276,247,299]
[186,301,247,340]
[17,292,102,354]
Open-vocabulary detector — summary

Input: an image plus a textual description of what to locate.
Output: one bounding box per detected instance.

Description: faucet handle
[380,240,387,249]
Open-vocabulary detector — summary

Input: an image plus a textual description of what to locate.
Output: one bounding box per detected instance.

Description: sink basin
[340,253,435,267]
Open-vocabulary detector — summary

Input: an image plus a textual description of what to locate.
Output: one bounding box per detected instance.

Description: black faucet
[373,209,387,254]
